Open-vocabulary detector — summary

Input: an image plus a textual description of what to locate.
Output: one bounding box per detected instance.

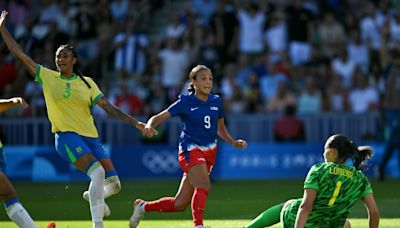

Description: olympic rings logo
[142,150,180,174]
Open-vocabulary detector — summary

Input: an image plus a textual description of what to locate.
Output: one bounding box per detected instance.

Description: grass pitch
[0,179,399,227]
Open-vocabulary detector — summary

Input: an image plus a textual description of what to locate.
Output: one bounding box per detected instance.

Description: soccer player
[0,10,156,228]
[129,65,248,228]
[0,97,37,228]
[244,134,380,228]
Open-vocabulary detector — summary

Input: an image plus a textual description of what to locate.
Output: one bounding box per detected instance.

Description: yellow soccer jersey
[35,65,103,137]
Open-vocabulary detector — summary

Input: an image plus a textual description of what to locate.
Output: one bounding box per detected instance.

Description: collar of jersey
[59,73,78,80]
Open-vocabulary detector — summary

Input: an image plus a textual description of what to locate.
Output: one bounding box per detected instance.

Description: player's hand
[0,10,8,29]
[11,97,28,109]
[232,139,247,149]
[143,125,158,137]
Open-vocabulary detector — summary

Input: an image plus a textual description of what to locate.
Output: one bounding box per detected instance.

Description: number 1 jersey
[282,162,373,227]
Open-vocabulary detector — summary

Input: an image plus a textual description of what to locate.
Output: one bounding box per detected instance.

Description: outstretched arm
[97,97,146,131]
[217,118,247,148]
[295,188,317,228]
[143,110,171,137]
[363,194,379,228]
[0,97,28,112]
[0,10,37,77]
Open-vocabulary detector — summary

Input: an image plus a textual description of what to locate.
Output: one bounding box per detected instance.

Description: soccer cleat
[129,199,146,228]
[83,191,111,217]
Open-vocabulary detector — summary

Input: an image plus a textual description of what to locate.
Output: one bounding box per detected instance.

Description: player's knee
[174,200,190,211]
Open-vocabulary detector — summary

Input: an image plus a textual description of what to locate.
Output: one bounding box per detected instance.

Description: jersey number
[204,115,211,129]
[328,181,342,206]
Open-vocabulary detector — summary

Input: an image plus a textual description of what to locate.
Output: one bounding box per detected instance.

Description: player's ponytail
[188,65,211,93]
[352,145,373,170]
[327,134,373,170]
[59,44,91,89]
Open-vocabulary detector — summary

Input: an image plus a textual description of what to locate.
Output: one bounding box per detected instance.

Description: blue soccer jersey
[167,93,224,152]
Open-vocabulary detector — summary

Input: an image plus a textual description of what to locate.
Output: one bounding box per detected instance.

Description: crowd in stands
[0,0,397,119]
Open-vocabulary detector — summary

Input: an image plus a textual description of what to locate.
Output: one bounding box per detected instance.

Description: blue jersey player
[129,65,247,228]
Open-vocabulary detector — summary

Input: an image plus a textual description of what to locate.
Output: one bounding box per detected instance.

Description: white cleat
[129,199,145,228]
[83,191,111,217]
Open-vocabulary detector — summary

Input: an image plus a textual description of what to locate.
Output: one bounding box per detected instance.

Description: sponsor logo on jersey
[191,107,199,111]
[210,106,218,111]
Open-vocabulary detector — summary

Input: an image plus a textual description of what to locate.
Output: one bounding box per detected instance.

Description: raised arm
[295,188,317,228]
[217,118,247,148]
[0,11,37,76]
[97,97,146,131]
[363,194,380,228]
[0,97,29,112]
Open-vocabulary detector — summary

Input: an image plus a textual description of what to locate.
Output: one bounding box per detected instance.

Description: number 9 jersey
[167,93,224,155]
[281,162,373,227]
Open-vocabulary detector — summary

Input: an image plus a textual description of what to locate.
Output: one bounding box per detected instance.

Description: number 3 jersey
[35,65,103,138]
[167,93,224,155]
[282,162,373,228]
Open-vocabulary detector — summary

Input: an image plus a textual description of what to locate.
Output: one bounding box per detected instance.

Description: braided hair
[327,134,373,170]
[57,44,91,89]
[187,65,211,93]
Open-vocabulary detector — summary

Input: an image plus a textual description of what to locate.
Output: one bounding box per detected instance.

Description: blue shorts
[0,147,5,173]
[55,132,109,164]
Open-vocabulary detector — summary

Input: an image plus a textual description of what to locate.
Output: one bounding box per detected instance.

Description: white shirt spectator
[359,15,383,50]
[264,22,287,53]
[331,57,356,88]
[347,42,369,70]
[237,9,266,53]
[158,48,189,88]
[349,86,379,113]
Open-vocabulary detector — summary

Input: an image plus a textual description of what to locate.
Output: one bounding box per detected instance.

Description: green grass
[1,219,400,228]
[0,180,399,227]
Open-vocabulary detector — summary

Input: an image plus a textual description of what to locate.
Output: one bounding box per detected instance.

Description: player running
[129,65,247,228]
[0,10,155,228]
[245,134,380,228]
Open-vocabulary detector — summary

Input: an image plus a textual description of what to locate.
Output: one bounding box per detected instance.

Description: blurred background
[0,0,399,192]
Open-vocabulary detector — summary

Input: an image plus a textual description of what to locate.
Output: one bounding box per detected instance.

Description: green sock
[245,204,282,228]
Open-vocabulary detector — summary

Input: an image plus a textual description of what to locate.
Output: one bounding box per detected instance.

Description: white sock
[5,202,37,228]
[87,164,105,227]
[84,176,121,200]
[104,176,121,199]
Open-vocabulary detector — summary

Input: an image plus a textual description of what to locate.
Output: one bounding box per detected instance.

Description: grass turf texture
[0,180,399,227]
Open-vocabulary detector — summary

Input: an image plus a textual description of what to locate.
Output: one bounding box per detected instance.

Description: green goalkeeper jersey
[282,162,373,228]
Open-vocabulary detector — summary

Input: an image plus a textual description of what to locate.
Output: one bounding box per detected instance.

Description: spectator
[209,0,239,64]
[324,74,350,112]
[286,0,314,65]
[236,2,266,55]
[317,11,346,59]
[0,48,17,96]
[347,29,369,73]
[274,104,305,142]
[112,19,148,75]
[264,11,287,56]
[297,76,322,114]
[348,68,379,114]
[266,81,296,113]
[331,48,356,88]
[158,37,190,101]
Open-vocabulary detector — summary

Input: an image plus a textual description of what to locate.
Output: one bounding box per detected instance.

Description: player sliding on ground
[245,134,380,228]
